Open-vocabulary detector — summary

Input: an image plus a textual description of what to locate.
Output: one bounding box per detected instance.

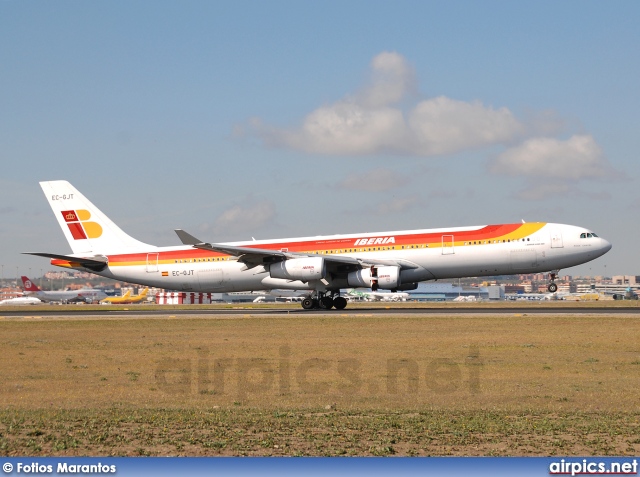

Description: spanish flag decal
[162,271,169,277]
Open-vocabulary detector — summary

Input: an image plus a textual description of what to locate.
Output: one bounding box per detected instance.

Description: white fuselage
[0,296,43,305]
[24,289,108,303]
[63,222,611,293]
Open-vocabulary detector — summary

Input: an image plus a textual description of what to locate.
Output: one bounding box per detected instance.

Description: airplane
[20,275,108,303]
[100,288,148,304]
[269,290,306,302]
[100,290,132,304]
[26,180,612,311]
[346,288,410,302]
[452,295,478,302]
[0,296,43,305]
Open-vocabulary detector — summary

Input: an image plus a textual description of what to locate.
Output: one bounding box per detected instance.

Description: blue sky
[1,1,638,279]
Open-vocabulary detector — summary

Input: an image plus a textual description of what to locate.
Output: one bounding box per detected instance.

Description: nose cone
[600,238,612,254]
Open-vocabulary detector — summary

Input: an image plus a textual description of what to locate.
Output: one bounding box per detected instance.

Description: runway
[1,305,639,317]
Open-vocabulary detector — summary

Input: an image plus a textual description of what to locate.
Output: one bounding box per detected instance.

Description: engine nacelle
[376,266,400,289]
[348,266,400,290]
[347,268,373,288]
[270,257,326,281]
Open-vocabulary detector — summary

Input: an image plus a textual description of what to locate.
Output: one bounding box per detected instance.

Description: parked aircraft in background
[100,288,148,304]
[27,181,612,310]
[346,288,409,302]
[0,296,43,305]
[21,276,107,303]
[269,290,306,302]
[452,295,478,302]
[100,290,131,304]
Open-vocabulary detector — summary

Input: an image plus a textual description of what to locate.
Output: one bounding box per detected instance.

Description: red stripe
[86,223,536,264]
[67,222,87,240]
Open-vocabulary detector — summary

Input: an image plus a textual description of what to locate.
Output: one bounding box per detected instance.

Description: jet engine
[348,266,400,290]
[270,257,326,281]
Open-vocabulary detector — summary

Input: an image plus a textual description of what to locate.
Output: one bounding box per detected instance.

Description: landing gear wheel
[301,297,315,310]
[319,296,334,309]
[333,296,347,310]
[548,283,558,293]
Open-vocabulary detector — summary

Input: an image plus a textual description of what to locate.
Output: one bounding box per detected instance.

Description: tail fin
[21,276,41,292]
[39,181,151,254]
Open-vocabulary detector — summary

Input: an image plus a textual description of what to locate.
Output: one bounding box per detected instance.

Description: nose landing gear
[547,272,558,293]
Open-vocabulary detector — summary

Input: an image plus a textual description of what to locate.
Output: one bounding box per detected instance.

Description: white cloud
[338,168,408,191]
[209,199,276,235]
[407,96,524,156]
[358,51,416,108]
[490,135,614,180]
[489,135,619,201]
[274,103,406,155]
[249,51,534,157]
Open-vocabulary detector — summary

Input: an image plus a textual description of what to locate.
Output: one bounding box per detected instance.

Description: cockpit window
[591,233,598,237]
[580,233,586,239]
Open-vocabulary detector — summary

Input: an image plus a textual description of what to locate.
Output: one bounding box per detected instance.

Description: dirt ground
[1,312,640,455]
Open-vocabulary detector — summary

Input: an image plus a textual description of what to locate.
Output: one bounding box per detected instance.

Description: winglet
[175,229,209,246]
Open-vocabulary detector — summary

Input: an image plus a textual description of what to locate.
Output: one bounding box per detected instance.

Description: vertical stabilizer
[21,276,41,292]
[40,181,152,255]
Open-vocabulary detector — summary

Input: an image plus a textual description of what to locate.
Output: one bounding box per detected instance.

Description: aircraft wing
[175,229,420,272]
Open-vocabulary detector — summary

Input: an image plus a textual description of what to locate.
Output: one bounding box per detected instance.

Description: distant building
[407,283,504,301]
[612,275,640,285]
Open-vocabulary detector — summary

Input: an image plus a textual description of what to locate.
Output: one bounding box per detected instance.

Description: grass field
[2,310,640,455]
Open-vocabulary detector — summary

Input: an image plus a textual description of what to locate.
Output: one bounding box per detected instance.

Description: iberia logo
[61,209,103,240]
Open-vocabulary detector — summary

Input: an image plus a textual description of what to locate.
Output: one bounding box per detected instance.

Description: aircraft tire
[333,296,347,310]
[319,297,334,309]
[301,297,315,310]
[548,283,558,293]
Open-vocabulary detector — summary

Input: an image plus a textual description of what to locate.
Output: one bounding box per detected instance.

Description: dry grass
[2,313,640,455]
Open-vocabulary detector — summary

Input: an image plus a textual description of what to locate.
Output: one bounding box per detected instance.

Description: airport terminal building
[407,283,505,301]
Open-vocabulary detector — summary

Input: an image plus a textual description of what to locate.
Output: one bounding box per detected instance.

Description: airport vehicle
[100,288,149,304]
[27,181,612,310]
[0,296,42,305]
[20,275,107,303]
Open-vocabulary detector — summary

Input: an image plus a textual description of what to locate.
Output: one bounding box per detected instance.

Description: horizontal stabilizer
[23,252,108,272]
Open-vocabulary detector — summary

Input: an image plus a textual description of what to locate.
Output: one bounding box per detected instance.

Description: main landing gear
[301,291,347,310]
[547,272,558,293]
